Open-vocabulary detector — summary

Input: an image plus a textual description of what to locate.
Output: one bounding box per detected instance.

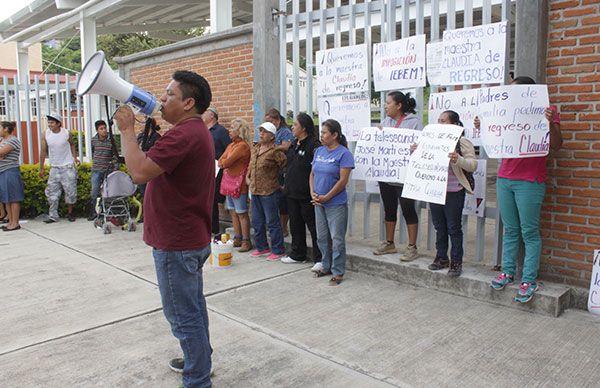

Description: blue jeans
[497,178,545,283]
[430,189,466,263]
[90,170,104,215]
[153,246,212,388]
[315,204,348,277]
[251,192,284,254]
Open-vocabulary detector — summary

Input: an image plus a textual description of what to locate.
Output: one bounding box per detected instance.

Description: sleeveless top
[46,128,74,167]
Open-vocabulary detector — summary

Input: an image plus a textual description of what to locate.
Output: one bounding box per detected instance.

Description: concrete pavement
[1,219,600,387]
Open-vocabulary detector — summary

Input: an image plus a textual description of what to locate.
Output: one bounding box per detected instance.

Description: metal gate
[277,0,517,265]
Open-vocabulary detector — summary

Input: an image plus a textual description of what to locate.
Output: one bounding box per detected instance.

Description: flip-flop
[2,225,21,232]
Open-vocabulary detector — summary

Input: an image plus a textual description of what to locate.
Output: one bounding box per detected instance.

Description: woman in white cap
[246,122,287,261]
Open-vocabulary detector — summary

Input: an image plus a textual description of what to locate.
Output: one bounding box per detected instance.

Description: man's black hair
[172,70,212,114]
[94,120,107,130]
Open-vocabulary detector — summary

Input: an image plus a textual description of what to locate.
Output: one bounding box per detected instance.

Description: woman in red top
[218,119,252,252]
[476,76,563,303]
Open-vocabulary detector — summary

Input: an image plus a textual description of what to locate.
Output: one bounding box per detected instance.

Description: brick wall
[128,43,253,134]
[542,0,600,287]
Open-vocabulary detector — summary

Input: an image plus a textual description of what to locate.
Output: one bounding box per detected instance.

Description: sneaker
[266,253,285,261]
[514,282,539,303]
[399,245,419,262]
[373,241,397,255]
[448,261,462,277]
[281,256,305,264]
[43,217,57,224]
[490,272,514,290]
[250,249,270,257]
[169,358,184,373]
[428,256,450,271]
[67,214,76,222]
[311,262,323,273]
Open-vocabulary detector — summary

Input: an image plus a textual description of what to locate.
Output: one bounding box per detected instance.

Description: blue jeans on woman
[315,204,348,277]
[430,189,466,263]
[497,177,546,283]
[251,192,284,254]
[153,246,212,388]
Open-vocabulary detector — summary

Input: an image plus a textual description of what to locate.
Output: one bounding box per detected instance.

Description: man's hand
[74,157,81,166]
[113,105,136,134]
[39,167,45,178]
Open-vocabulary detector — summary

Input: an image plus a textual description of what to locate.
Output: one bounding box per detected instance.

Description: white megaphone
[77,50,160,116]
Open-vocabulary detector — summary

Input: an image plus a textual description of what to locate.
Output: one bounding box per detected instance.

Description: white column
[16,45,30,86]
[80,13,98,161]
[210,0,232,33]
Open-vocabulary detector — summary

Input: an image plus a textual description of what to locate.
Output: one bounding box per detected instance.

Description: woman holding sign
[310,119,355,285]
[374,91,423,262]
[476,76,563,303]
[427,111,477,277]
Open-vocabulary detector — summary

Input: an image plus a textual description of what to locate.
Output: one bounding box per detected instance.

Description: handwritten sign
[463,159,486,217]
[316,44,369,97]
[317,92,371,141]
[588,250,600,315]
[353,127,421,183]
[426,41,444,85]
[440,21,507,85]
[479,84,550,158]
[428,89,481,146]
[401,124,463,205]
[373,35,426,91]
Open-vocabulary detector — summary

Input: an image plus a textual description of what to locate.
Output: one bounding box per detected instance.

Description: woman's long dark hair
[512,76,536,85]
[388,91,417,114]
[296,112,316,138]
[0,121,16,134]
[441,110,464,127]
[321,119,347,148]
[266,107,287,129]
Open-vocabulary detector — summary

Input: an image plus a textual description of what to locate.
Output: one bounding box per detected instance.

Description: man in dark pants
[114,71,214,388]
[202,106,230,238]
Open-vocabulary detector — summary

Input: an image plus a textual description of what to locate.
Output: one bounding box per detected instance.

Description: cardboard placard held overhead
[373,35,426,91]
[315,44,369,97]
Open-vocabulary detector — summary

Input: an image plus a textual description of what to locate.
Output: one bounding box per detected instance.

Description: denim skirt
[0,166,25,202]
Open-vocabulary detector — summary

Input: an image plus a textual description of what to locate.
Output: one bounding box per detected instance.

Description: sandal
[0,217,8,224]
[314,270,332,278]
[329,276,343,286]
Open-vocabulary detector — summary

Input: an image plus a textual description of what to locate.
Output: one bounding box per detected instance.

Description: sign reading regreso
[315,44,369,97]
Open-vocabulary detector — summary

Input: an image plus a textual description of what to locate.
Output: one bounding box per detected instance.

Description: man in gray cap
[39,112,80,223]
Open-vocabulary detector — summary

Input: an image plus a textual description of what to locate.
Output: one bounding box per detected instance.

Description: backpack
[456,138,475,191]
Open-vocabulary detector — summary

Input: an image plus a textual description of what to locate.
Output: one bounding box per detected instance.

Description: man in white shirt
[39,112,80,223]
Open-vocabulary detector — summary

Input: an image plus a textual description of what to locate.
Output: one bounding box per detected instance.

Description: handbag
[220,168,246,198]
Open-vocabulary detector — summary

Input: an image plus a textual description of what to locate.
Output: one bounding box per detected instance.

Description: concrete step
[345,242,572,317]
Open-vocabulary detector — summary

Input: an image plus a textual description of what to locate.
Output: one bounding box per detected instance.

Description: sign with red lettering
[373,35,426,91]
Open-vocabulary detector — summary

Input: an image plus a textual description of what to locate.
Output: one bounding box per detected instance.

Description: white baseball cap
[259,122,277,135]
[46,111,62,123]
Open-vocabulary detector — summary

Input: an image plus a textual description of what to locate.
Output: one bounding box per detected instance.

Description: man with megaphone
[113,70,214,388]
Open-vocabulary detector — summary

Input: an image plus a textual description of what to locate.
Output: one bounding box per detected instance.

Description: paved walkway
[1,219,599,387]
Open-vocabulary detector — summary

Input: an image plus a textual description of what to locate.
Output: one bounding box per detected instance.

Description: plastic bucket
[209,242,233,268]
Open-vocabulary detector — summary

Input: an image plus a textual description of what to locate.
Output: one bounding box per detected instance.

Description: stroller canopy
[102,171,137,198]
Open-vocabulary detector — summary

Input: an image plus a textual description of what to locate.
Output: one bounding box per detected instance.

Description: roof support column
[16,45,30,86]
[80,13,98,160]
[210,0,232,33]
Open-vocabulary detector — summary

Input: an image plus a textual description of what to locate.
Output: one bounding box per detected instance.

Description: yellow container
[209,242,233,268]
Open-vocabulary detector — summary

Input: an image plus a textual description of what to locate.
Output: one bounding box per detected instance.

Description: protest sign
[588,250,600,315]
[316,44,369,97]
[353,127,421,183]
[426,41,444,85]
[365,180,380,194]
[479,84,550,158]
[440,21,507,85]
[428,89,481,146]
[463,159,486,217]
[401,124,463,205]
[373,35,426,91]
[317,92,371,141]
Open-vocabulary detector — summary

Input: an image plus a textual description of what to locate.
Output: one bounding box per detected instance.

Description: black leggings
[378,182,418,225]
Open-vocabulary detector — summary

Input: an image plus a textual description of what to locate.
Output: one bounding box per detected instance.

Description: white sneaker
[281,256,305,264]
[311,262,323,272]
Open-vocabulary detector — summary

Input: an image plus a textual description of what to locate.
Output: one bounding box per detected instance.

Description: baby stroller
[93,170,141,234]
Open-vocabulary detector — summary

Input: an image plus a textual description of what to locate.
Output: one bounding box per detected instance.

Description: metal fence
[277,0,516,265]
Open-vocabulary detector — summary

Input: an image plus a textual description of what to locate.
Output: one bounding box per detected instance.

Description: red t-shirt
[143,117,215,250]
[497,106,560,183]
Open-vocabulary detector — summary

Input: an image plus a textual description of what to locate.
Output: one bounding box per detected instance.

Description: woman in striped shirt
[0,121,25,231]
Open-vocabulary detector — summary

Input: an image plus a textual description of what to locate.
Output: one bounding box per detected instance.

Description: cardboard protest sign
[373,35,426,91]
[316,44,369,97]
[588,250,600,315]
[353,127,421,183]
[317,92,371,141]
[440,21,507,85]
[401,124,463,205]
[479,84,550,158]
[428,89,481,146]
[426,41,444,85]
[463,159,486,217]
